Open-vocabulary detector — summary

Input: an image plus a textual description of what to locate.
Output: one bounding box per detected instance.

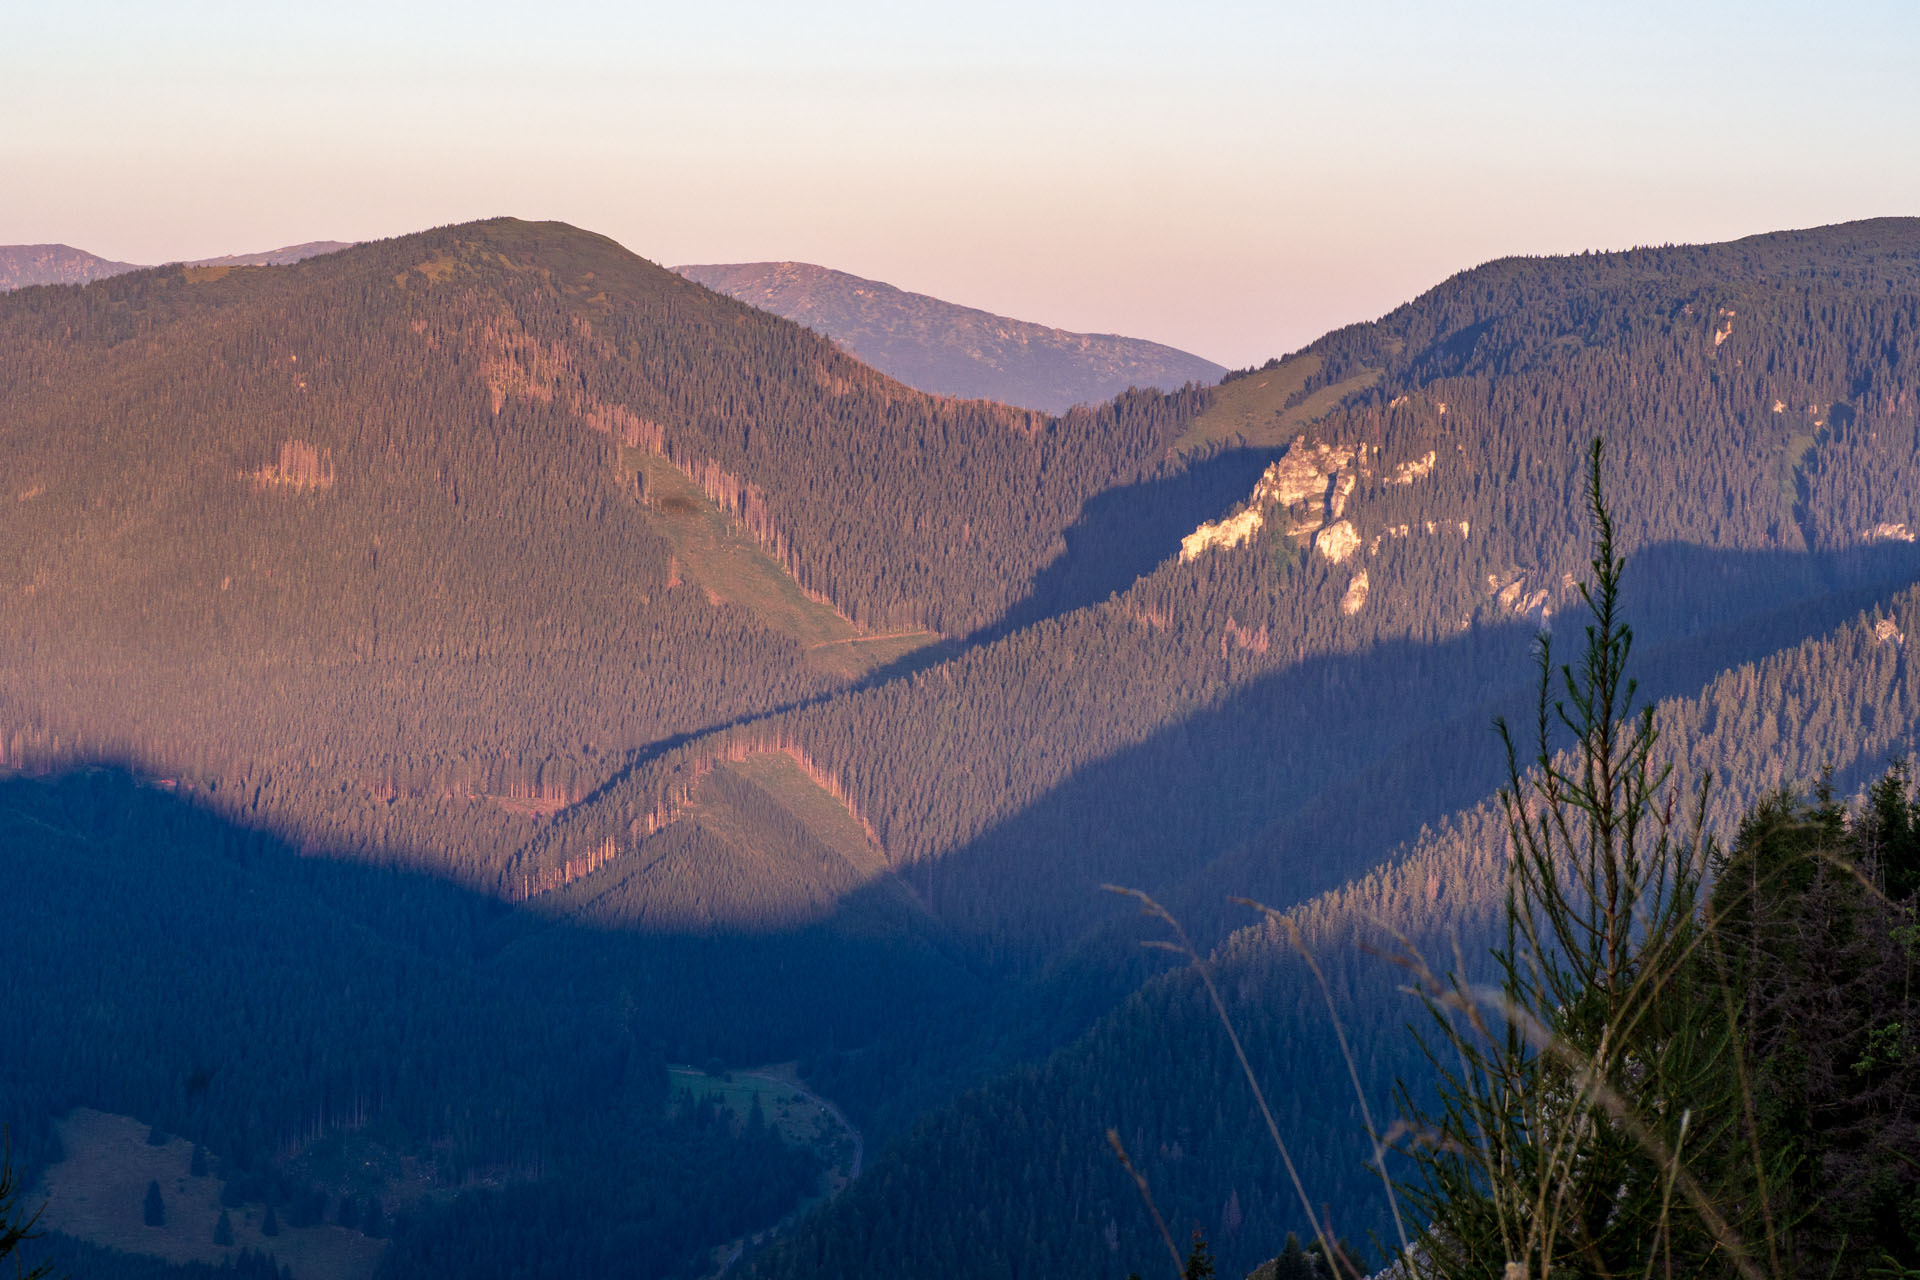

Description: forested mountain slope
[0,767,840,1280]
[0,218,1200,899]
[183,241,352,268]
[12,216,1920,1280]
[714,220,1920,1275]
[676,260,1227,413]
[746,473,1920,1280]
[535,220,1920,970]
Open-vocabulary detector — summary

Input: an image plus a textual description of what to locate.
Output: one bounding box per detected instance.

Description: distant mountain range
[0,244,144,290]
[0,239,350,290]
[676,260,1227,412]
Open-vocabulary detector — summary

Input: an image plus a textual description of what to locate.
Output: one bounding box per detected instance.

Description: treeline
[13,1237,290,1280]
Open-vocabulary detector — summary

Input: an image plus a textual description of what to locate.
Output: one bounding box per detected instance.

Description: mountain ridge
[675,259,1226,412]
[0,239,350,291]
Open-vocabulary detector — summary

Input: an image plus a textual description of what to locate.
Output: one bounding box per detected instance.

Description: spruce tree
[1180,1229,1214,1280]
[143,1179,166,1228]
[214,1209,234,1246]
[1864,757,1919,899]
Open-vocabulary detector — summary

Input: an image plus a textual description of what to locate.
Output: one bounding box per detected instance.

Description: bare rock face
[1180,504,1269,560]
[1178,432,1472,623]
[1339,570,1369,615]
[1314,520,1360,565]
[676,261,1225,414]
[1179,436,1367,563]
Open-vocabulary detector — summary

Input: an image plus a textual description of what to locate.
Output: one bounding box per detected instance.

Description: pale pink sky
[7,1,1917,366]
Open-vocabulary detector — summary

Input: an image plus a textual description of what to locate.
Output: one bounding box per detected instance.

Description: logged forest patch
[544,745,926,928]
[34,1109,386,1280]
[624,447,937,676]
[721,750,890,882]
[1171,352,1382,455]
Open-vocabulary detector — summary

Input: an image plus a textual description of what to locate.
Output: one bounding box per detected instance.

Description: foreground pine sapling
[1390,439,1771,1279]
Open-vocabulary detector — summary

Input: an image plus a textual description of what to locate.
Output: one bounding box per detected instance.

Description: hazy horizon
[9,0,1918,367]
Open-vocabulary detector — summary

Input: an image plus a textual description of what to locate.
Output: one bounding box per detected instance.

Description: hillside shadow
[14,539,1920,1159]
[992,445,1286,636]
[855,445,1287,684]
[0,763,988,1170]
[931,537,1920,960]
[812,538,1920,1134]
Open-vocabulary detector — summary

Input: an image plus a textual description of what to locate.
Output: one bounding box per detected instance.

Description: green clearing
[34,1109,386,1280]
[667,1063,863,1277]
[1170,353,1383,456]
[622,447,938,678]
[668,1064,854,1169]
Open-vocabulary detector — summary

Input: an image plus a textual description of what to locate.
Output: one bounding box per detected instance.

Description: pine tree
[190,1143,208,1177]
[1180,1229,1214,1280]
[1393,440,1760,1277]
[1863,757,1919,899]
[214,1209,234,1246]
[261,1202,280,1237]
[143,1179,166,1228]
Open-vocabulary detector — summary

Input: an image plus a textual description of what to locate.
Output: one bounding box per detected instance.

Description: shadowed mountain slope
[746,500,1920,1280]
[707,218,1920,1276]
[675,260,1227,413]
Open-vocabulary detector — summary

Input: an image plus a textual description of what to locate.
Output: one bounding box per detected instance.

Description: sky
[6,0,1919,368]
